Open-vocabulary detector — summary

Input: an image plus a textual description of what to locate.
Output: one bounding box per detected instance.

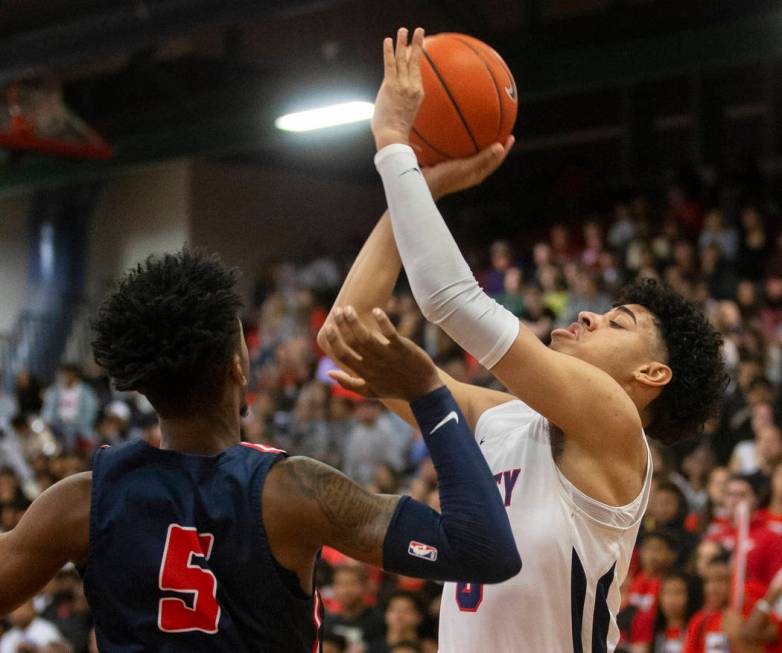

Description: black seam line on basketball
[451,35,503,144]
[410,125,452,160]
[422,48,480,154]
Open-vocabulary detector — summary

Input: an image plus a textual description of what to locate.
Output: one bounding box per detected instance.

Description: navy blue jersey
[84,439,322,652]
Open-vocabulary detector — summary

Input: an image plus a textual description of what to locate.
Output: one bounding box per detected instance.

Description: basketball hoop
[0,82,112,160]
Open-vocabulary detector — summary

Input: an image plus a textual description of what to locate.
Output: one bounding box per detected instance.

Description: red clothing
[757,509,782,537]
[629,571,661,613]
[707,519,782,585]
[631,607,686,650]
[631,607,656,644]
[683,610,728,653]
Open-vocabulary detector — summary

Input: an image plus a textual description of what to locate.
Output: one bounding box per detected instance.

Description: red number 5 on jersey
[158,524,221,634]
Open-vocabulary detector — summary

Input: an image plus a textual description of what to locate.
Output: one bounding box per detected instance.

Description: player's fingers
[323,324,363,368]
[333,307,361,349]
[395,27,409,84]
[408,27,425,88]
[343,306,377,348]
[327,370,377,398]
[371,308,402,344]
[383,36,395,80]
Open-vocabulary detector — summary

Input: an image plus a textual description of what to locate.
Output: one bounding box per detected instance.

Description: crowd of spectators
[2,169,782,652]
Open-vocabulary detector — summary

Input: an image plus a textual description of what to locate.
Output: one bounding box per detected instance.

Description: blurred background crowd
[3,164,782,653]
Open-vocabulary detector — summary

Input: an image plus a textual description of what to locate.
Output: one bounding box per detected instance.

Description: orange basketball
[410,33,518,167]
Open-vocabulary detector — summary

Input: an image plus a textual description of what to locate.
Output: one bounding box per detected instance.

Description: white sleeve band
[374,143,519,369]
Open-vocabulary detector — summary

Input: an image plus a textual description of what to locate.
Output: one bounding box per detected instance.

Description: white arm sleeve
[374,143,519,369]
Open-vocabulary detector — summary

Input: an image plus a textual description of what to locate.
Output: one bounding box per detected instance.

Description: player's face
[659,577,688,620]
[550,304,669,390]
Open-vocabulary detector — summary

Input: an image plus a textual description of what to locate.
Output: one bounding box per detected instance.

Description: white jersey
[439,399,652,653]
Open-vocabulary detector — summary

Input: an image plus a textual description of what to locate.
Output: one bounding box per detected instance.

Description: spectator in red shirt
[632,571,703,653]
[757,463,782,536]
[707,474,782,586]
[742,566,782,653]
[686,467,731,537]
[630,531,680,620]
[683,554,733,653]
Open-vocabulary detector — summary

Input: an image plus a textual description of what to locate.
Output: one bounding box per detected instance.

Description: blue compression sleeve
[382,386,521,583]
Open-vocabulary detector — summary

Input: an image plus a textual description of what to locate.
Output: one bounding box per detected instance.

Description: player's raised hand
[424,135,515,201]
[324,306,442,402]
[372,27,426,151]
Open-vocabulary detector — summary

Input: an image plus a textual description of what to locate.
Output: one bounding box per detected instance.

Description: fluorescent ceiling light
[275,101,374,132]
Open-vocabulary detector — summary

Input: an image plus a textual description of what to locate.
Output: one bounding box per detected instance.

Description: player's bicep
[0,472,91,614]
[264,457,400,568]
[491,328,641,450]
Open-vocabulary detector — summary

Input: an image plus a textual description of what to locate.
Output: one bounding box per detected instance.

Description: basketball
[410,33,518,167]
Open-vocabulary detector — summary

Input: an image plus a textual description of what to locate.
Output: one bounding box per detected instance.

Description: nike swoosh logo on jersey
[400,167,422,177]
[430,411,458,434]
[505,84,517,101]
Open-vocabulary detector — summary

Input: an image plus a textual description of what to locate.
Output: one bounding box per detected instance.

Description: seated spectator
[368,591,429,653]
[324,565,385,650]
[699,209,738,262]
[0,600,65,653]
[41,363,98,453]
[631,571,703,653]
[496,267,525,316]
[685,467,731,537]
[562,270,612,324]
[322,630,348,653]
[681,445,717,513]
[742,566,782,651]
[342,401,411,486]
[14,369,43,419]
[0,419,35,496]
[627,531,679,628]
[683,554,732,653]
[645,481,697,564]
[520,283,557,344]
[482,240,514,297]
[757,462,782,536]
[709,473,782,586]
[691,539,726,579]
[730,423,782,475]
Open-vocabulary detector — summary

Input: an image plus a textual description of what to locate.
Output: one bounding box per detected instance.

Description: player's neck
[771,497,782,514]
[159,409,241,455]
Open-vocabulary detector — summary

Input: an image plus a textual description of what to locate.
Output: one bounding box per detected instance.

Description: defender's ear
[230,352,247,386]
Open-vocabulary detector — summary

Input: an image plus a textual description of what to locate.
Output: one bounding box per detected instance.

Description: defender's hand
[324,306,442,402]
[372,27,426,151]
[424,135,515,201]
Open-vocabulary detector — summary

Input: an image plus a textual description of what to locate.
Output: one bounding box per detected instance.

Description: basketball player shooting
[0,250,521,651]
[319,27,727,652]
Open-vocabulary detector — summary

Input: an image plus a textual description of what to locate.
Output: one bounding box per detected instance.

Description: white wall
[0,194,31,334]
[86,160,191,300]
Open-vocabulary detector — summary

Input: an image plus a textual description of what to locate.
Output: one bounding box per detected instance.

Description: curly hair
[91,249,243,418]
[616,278,727,445]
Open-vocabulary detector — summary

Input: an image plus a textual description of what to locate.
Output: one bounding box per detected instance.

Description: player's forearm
[382,386,521,583]
[318,212,401,357]
[375,144,519,369]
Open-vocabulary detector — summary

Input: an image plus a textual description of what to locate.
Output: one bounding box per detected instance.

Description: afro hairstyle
[616,278,727,445]
[91,249,243,418]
